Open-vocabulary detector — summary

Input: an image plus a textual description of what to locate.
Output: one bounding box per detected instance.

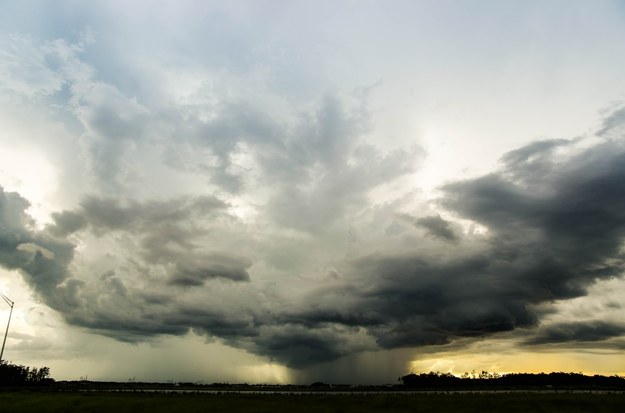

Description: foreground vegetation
[1,391,624,413]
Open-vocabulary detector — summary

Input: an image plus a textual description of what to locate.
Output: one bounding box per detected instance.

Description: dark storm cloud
[498,138,572,186]
[74,195,227,234]
[1,1,625,381]
[7,134,625,370]
[0,186,76,311]
[415,215,457,241]
[47,194,255,286]
[6,92,625,371]
[291,251,539,352]
[48,210,87,237]
[526,321,625,344]
[64,309,191,343]
[53,195,205,242]
[169,254,252,286]
[268,136,625,363]
[0,190,250,350]
[244,327,357,369]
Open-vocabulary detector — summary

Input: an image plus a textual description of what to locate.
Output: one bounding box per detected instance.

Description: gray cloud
[168,92,422,233]
[47,194,255,287]
[0,72,421,366]
[48,210,87,237]
[415,215,457,241]
[77,195,227,233]
[169,254,252,286]
[526,321,625,345]
[6,133,625,369]
[0,186,76,312]
[6,132,625,370]
[270,136,625,363]
[258,96,421,234]
[598,104,625,137]
[241,325,371,369]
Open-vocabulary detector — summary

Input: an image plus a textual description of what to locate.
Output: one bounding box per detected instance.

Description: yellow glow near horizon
[409,350,625,377]
[241,363,291,384]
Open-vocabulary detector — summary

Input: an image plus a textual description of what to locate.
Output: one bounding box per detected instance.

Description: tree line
[0,361,53,386]
[3,361,625,389]
[400,371,625,389]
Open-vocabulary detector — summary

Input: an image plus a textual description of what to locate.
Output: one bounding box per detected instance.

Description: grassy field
[0,391,624,412]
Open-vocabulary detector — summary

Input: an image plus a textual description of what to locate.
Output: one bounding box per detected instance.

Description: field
[1,391,624,413]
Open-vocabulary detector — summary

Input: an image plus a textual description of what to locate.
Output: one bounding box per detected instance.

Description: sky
[1,0,625,384]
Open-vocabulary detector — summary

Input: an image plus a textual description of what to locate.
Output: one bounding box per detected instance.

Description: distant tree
[401,370,625,389]
[0,361,53,386]
[400,371,461,388]
[28,366,50,383]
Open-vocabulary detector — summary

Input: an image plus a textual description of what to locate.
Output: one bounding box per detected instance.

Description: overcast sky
[1,0,625,384]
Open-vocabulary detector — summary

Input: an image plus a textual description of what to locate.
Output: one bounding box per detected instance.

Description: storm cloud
[526,321,625,345]
[4,130,625,368]
[2,3,625,379]
[254,134,625,364]
[0,187,76,311]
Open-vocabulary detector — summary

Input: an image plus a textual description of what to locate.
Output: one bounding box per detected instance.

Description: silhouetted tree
[400,370,625,389]
[0,361,53,386]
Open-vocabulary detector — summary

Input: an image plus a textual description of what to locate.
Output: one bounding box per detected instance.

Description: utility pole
[0,292,14,362]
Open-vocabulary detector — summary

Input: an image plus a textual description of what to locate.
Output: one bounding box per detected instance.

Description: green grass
[0,391,624,412]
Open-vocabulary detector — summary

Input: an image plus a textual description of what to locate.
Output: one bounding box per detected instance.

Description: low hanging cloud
[525,321,625,345]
